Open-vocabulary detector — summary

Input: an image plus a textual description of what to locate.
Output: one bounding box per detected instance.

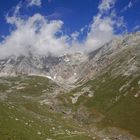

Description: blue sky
[0,0,140,38]
[0,0,140,58]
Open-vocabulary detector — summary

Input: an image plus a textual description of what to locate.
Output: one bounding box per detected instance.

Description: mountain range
[0,32,140,140]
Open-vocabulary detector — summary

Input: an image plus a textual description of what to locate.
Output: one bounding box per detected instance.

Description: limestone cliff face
[0,32,140,86]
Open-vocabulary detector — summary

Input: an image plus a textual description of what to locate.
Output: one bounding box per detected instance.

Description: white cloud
[71,31,79,41]
[84,15,114,51]
[128,1,133,8]
[83,0,125,52]
[71,0,124,52]
[27,0,41,7]
[13,2,22,15]
[0,0,125,59]
[98,0,116,12]
[0,14,69,58]
[46,12,62,19]
[122,1,135,12]
[133,25,140,31]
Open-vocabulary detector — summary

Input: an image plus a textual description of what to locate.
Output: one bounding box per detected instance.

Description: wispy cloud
[98,0,116,12]
[46,7,73,20]
[13,2,22,15]
[133,25,140,31]
[46,12,62,20]
[122,0,136,12]
[27,0,42,7]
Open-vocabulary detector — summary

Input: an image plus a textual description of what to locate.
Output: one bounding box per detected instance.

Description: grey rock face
[0,32,140,86]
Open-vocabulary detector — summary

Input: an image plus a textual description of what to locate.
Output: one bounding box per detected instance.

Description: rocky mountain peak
[0,32,140,87]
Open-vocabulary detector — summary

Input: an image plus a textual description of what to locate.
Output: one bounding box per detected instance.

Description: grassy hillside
[57,45,140,138]
[0,45,140,139]
[0,76,93,140]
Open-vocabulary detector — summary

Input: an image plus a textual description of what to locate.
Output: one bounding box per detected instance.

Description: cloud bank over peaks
[71,0,125,52]
[0,0,125,59]
[0,14,69,59]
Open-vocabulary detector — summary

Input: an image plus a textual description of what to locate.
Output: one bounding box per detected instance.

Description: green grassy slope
[57,45,140,138]
[0,76,93,140]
